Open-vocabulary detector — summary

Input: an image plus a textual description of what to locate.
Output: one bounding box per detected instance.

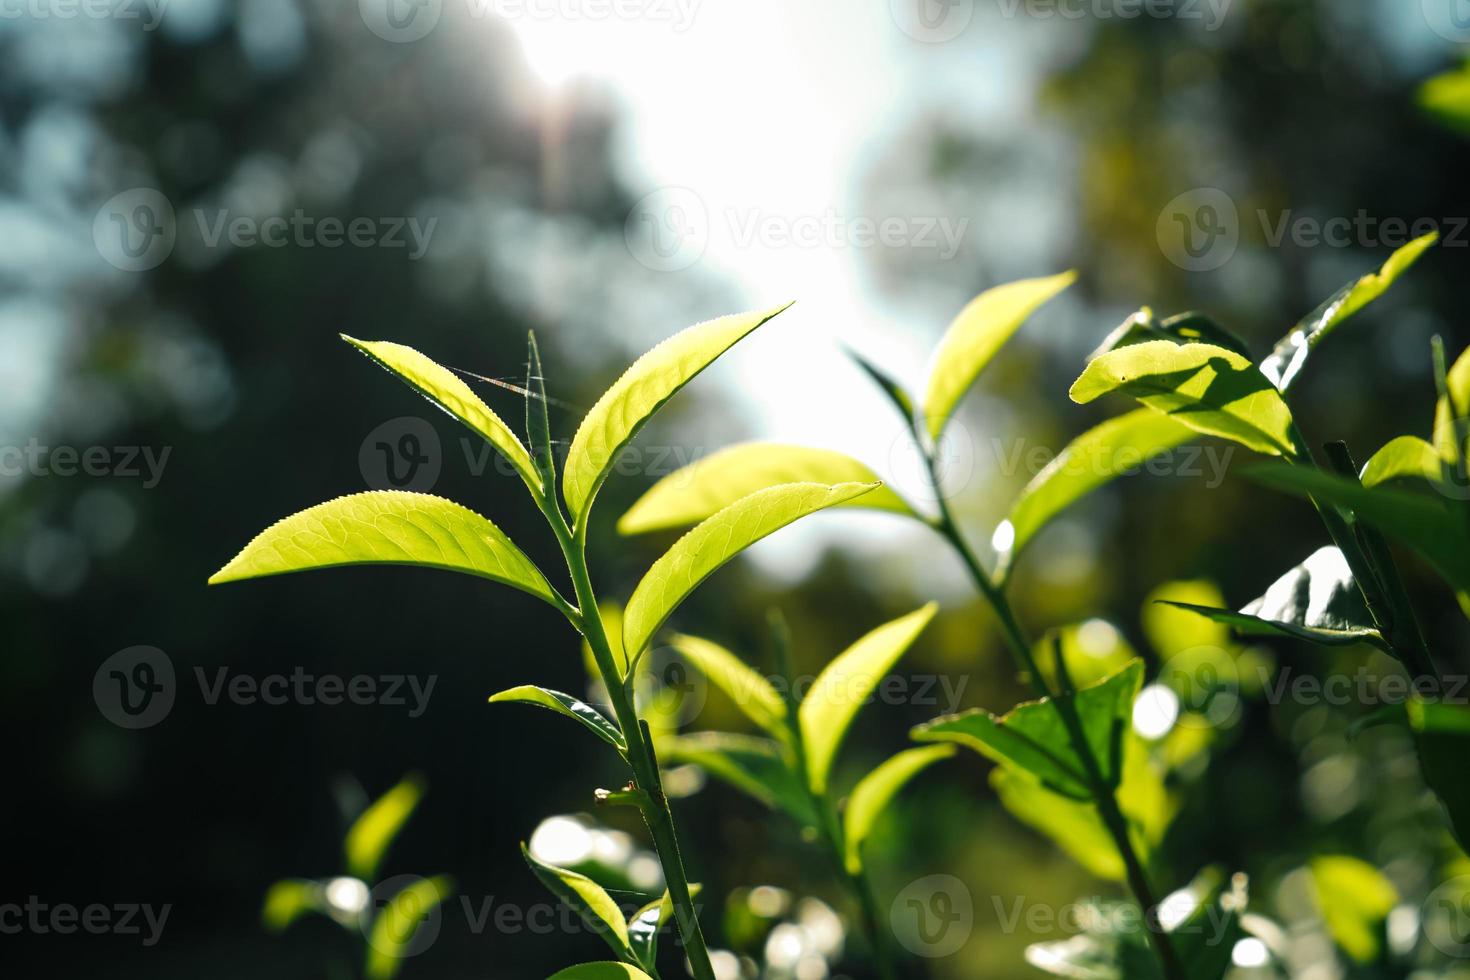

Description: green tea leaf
[342,336,541,495]
[1260,233,1437,391]
[525,331,556,490]
[1091,308,1251,360]
[261,879,323,931]
[522,844,634,961]
[1157,546,1383,649]
[913,660,1144,800]
[842,745,954,874]
[1246,465,1470,600]
[618,443,914,535]
[489,686,626,752]
[800,603,939,795]
[207,491,558,606]
[562,304,792,527]
[548,965,655,980]
[1309,856,1398,963]
[996,410,1195,577]
[659,731,818,828]
[1408,697,1470,849]
[923,271,1076,442]
[364,875,453,980]
[1070,341,1296,457]
[627,885,701,974]
[1361,435,1447,489]
[622,482,877,657]
[346,775,424,881]
[1432,341,1470,466]
[667,633,787,740]
[1035,622,1138,693]
[1141,580,1230,660]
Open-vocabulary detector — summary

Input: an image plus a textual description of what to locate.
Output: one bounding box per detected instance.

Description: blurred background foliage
[4,0,1470,976]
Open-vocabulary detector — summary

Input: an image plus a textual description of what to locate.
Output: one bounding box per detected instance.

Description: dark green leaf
[489,686,626,752]
[913,660,1144,800]
[1408,697,1470,850]
[525,331,556,490]
[845,345,917,424]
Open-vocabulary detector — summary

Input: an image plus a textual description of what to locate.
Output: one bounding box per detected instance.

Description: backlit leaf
[343,336,541,494]
[262,879,323,931]
[346,775,424,882]
[667,633,787,740]
[800,603,939,795]
[1260,234,1437,391]
[1091,308,1251,360]
[659,731,818,828]
[1361,435,1447,489]
[627,885,701,974]
[364,875,453,980]
[1071,341,1296,457]
[208,491,557,606]
[622,482,877,657]
[562,304,792,527]
[923,271,1077,441]
[523,844,633,961]
[1309,856,1397,963]
[913,660,1144,800]
[996,410,1195,578]
[617,443,914,535]
[548,965,655,980]
[842,745,954,874]
[489,686,626,752]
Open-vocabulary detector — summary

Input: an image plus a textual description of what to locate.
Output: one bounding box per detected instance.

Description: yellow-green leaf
[618,443,913,535]
[657,731,818,827]
[364,875,453,980]
[1433,342,1470,466]
[1420,62,1470,133]
[996,410,1195,578]
[549,965,656,980]
[1362,435,1446,488]
[1309,856,1398,963]
[923,271,1076,441]
[622,482,876,657]
[346,775,424,882]
[522,844,633,961]
[562,304,792,527]
[842,745,954,874]
[800,603,939,795]
[261,879,323,931]
[1261,234,1437,391]
[668,633,787,739]
[343,336,541,494]
[489,686,625,752]
[1071,341,1296,457]
[208,491,557,606]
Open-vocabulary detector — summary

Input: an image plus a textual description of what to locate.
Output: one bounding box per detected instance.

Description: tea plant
[261,775,451,980]
[617,232,1470,978]
[210,306,887,980]
[649,604,954,980]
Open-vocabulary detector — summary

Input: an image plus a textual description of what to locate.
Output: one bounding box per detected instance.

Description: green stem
[769,614,899,980]
[545,504,717,980]
[922,451,1186,980]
